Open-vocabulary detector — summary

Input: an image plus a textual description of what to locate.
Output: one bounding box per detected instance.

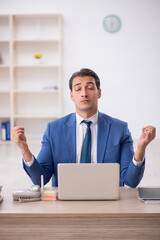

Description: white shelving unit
[0,14,63,140]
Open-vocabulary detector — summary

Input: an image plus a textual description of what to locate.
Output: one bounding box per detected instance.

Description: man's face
[70,76,101,116]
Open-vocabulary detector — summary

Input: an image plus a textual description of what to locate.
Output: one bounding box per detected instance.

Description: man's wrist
[134,147,145,162]
[21,147,32,162]
[133,157,145,166]
[24,155,34,167]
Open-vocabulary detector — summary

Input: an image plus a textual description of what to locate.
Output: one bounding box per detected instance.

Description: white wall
[0,0,160,138]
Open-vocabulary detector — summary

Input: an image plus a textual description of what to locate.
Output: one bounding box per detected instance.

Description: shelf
[0,42,10,65]
[0,68,10,90]
[0,65,10,68]
[13,117,57,139]
[13,64,59,68]
[14,67,59,91]
[13,89,59,93]
[15,93,61,116]
[0,90,10,93]
[0,16,10,41]
[0,114,10,118]
[0,140,12,145]
[13,39,60,43]
[0,14,63,139]
[13,41,60,66]
[13,14,61,41]
[0,91,10,94]
[13,13,61,17]
[14,114,60,119]
[0,40,9,43]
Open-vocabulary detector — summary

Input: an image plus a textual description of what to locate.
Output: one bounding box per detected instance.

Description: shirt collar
[76,112,98,125]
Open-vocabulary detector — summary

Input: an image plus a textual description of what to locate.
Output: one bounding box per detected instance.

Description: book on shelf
[1,121,10,141]
[0,186,3,203]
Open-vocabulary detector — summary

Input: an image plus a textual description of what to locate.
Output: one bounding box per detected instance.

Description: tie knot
[82,120,92,128]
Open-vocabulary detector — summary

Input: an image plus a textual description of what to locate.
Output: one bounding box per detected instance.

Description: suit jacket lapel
[97,112,111,163]
[64,113,76,163]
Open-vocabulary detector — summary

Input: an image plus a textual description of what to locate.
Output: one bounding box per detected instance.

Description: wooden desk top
[1,187,160,218]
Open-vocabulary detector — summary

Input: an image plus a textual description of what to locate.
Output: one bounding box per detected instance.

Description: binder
[1,121,10,141]
[0,186,3,203]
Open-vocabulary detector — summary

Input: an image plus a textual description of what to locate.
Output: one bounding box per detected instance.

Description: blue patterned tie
[80,120,92,163]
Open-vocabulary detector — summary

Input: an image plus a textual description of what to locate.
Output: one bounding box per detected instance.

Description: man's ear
[98,89,101,99]
[70,91,73,101]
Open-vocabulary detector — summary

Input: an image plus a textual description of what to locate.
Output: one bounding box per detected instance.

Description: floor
[0,139,160,191]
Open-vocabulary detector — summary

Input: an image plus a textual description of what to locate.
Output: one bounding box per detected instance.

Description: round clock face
[103,15,121,33]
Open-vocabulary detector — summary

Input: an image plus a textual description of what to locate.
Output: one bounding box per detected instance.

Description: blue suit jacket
[23,112,145,187]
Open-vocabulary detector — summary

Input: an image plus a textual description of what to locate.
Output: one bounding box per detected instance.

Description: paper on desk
[42,189,58,201]
[144,200,160,204]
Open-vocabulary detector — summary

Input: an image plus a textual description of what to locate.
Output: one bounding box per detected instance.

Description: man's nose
[81,88,87,97]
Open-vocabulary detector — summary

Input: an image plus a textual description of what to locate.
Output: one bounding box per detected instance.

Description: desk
[0,187,160,240]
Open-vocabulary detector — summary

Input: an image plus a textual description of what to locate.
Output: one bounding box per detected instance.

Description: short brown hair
[69,68,100,91]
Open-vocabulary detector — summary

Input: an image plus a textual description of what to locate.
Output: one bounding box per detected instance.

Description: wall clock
[103,15,121,33]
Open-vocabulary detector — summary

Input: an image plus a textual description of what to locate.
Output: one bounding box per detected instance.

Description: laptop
[138,187,160,200]
[58,163,120,200]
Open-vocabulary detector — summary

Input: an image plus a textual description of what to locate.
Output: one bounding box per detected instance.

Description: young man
[11,68,156,187]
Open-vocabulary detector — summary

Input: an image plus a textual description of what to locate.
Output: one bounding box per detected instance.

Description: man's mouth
[81,100,89,103]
